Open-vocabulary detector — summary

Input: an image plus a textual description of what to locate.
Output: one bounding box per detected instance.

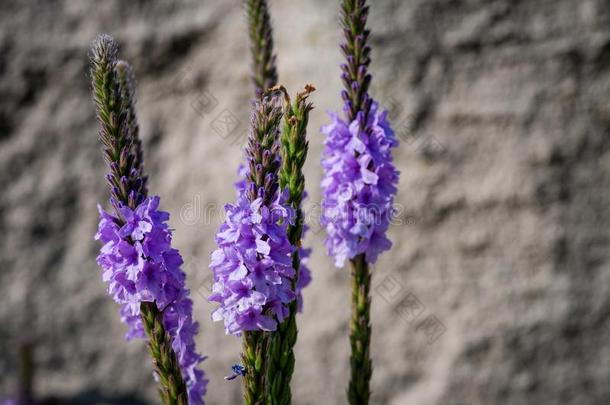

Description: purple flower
[234,165,311,312]
[209,190,295,335]
[95,196,208,404]
[320,101,399,267]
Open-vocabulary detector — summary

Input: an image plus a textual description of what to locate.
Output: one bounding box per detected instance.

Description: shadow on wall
[37,391,150,405]
[3,341,150,405]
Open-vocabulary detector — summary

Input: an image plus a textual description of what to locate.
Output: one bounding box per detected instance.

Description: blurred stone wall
[1,0,609,404]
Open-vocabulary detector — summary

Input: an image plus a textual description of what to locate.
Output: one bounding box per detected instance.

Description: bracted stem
[266,285,298,405]
[266,85,314,405]
[242,331,268,405]
[90,34,188,405]
[141,302,188,405]
[348,254,372,405]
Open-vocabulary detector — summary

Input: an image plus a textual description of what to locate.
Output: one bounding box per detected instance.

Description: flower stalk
[209,96,292,405]
[266,85,314,405]
[242,96,284,405]
[90,34,206,405]
[90,34,186,404]
[342,2,375,400]
[320,1,400,404]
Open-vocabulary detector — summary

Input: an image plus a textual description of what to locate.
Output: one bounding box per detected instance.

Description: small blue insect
[224,363,247,381]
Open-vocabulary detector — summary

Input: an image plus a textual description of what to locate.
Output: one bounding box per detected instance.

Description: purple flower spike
[91,34,206,404]
[321,103,399,267]
[322,1,400,402]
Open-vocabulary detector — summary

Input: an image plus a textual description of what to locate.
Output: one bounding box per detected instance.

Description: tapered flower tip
[90,33,119,62]
[115,59,131,72]
[115,60,134,81]
[115,60,137,98]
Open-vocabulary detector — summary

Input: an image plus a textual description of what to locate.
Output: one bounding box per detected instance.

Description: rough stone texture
[1,0,610,404]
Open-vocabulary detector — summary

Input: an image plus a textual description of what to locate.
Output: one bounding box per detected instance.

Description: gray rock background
[1,0,610,404]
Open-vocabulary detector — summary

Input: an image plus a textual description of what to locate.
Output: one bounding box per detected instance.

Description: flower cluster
[209,189,295,335]
[320,101,399,267]
[235,165,310,312]
[95,196,207,404]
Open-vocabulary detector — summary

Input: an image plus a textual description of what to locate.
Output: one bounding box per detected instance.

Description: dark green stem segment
[245,0,278,97]
[242,331,268,405]
[141,302,188,405]
[17,341,34,405]
[267,85,314,405]
[90,34,187,405]
[266,299,297,405]
[348,254,372,405]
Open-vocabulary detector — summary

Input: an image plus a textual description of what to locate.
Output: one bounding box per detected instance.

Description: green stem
[266,234,300,405]
[348,254,372,405]
[140,302,188,405]
[242,331,268,405]
[90,35,188,405]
